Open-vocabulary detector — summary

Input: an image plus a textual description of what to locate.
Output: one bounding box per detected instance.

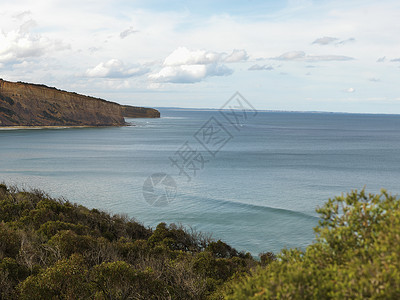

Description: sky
[0,0,399,113]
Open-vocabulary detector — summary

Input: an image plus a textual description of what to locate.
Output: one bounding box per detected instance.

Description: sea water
[1,109,399,255]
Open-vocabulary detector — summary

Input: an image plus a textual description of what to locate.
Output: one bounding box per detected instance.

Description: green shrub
[222,190,400,299]
[91,261,168,299]
[0,184,259,299]
[0,223,21,259]
[18,254,91,299]
[206,240,239,259]
[47,230,97,258]
[0,258,29,282]
[38,220,88,238]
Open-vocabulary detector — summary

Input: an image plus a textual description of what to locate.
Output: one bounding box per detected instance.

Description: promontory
[0,79,160,127]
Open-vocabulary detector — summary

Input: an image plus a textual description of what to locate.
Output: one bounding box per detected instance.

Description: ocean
[1,108,400,255]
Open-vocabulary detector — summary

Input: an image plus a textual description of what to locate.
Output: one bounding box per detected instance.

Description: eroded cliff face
[121,105,160,118]
[0,79,160,126]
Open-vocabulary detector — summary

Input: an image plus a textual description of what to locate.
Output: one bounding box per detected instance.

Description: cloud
[312,37,355,46]
[369,78,380,82]
[13,10,32,20]
[0,19,69,65]
[305,55,354,62]
[377,56,386,62]
[274,51,306,61]
[149,64,232,83]
[312,36,338,45]
[248,64,274,71]
[390,58,400,62]
[272,51,354,62]
[344,87,355,93]
[163,47,222,66]
[88,47,100,53]
[163,47,247,66]
[223,49,248,62]
[120,27,138,39]
[85,59,150,78]
[336,38,355,45]
[149,47,244,83]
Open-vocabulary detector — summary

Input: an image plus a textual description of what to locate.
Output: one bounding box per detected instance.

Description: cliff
[122,105,160,118]
[0,79,160,127]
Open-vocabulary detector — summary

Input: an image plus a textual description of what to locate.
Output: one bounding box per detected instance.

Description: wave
[179,192,319,221]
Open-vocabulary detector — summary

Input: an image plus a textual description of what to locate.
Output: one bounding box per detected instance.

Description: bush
[47,230,97,258]
[91,261,168,299]
[18,254,91,299]
[206,240,238,259]
[222,190,400,299]
[38,220,88,238]
[0,184,258,299]
[0,223,21,259]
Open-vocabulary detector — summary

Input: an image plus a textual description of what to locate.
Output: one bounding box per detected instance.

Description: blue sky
[0,0,399,113]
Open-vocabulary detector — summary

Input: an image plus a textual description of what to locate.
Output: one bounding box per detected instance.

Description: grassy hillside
[2,184,399,299]
[0,184,260,299]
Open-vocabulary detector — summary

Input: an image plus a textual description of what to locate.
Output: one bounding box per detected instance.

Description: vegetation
[221,190,400,299]
[2,184,399,299]
[0,183,257,299]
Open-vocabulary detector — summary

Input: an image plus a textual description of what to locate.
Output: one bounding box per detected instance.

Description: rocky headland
[0,79,160,127]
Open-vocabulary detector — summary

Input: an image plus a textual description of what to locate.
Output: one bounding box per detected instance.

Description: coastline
[0,125,127,130]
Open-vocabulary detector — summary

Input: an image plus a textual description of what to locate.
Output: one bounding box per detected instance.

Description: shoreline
[0,125,128,130]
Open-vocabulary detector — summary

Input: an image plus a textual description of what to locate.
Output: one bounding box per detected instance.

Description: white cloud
[149,47,244,83]
[163,47,222,66]
[223,49,248,63]
[312,36,338,45]
[149,63,232,83]
[89,47,101,53]
[306,55,354,61]
[345,87,355,93]
[12,10,32,20]
[0,18,69,65]
[85,59,150,78]
[163,47,247,66]
[336,37,355,45]
[272,51,354,61]
[248,64,274,71]
[312,36,355,46]
[377,56,386,62]
[369,78,380,82]
[274,51,306,61]
[120,27,138,39]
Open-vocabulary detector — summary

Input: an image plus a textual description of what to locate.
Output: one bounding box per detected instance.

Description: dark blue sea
[1,109,400,255]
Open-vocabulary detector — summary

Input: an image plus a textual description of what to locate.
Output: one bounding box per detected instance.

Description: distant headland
[0,79,160,127]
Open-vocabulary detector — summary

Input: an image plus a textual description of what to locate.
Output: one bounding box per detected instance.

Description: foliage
[18,254,91,300]
[4,184,399,299]
[221,190,400,299]
[0,184,255,299]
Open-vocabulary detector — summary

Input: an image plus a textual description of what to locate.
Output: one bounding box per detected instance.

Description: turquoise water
[1,109,400,255]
